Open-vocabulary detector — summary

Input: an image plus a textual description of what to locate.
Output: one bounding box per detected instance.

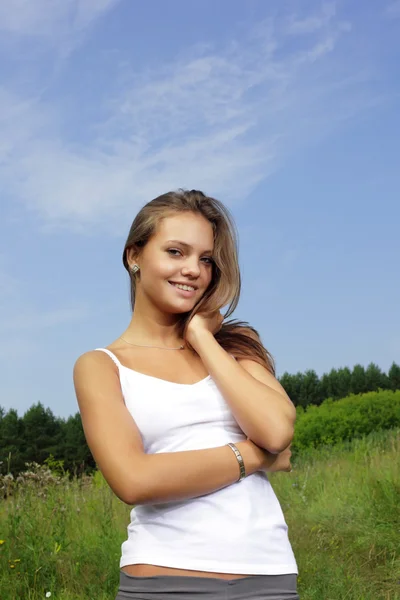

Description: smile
[169,282,197,292]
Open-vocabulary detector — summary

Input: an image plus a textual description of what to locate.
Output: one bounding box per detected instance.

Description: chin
[158,297,198,315]
[167,301,197,315]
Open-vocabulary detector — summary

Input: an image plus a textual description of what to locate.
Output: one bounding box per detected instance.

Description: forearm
[130,441,261,506]
[189,330,296,453]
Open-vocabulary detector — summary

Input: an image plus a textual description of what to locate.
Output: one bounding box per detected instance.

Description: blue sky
[1,0,399,419]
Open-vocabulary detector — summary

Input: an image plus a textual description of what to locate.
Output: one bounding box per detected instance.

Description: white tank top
[95,347,298,575]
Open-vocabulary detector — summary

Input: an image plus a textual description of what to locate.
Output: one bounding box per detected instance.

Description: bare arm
[73,351,281,506]
[186,326,297,453]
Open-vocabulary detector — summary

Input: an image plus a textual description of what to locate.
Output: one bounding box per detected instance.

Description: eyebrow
[165,240,213,254]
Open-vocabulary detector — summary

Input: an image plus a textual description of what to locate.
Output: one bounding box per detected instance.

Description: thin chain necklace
[120,336,185,350]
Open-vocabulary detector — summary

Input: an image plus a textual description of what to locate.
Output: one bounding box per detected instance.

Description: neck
[123,298,185,347]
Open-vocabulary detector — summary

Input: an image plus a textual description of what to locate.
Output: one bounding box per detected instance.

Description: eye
[167,248,182,257]
[201,257,214,265]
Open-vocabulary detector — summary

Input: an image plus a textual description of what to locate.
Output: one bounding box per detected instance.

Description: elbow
[121,483,143,506]
[123,453,154,505]
[117,469,147,506]
[266,439,293,454]
[113,480,140,505]
[260,424,295,454]
[119,491,136,506]
[123,474,148,506]
[122,465,153,506]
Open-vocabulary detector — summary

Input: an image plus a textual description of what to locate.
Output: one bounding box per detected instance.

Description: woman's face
[130,212,215,315]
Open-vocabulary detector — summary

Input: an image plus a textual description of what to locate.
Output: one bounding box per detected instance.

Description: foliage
[292,389,400,453]
[279,361,398,406]
[0,429,398,599]
[0,403,95,477]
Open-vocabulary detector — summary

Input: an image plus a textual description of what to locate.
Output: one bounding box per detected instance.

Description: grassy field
[1,428,399,600]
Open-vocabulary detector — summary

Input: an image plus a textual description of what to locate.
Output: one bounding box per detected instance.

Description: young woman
[73,189,299,600]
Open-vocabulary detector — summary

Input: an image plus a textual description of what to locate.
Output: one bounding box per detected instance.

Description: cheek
[145,260,181,291]
[158,257,179,278]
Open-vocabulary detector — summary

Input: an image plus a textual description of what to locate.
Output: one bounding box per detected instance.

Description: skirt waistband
[116,570,299,600]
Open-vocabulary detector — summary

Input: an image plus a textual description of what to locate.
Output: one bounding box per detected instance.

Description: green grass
[1,429,399,599]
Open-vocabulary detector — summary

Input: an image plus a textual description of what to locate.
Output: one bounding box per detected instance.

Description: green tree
[350,364,367,395]
[365,362,389,392]
[319,373,331,402]
[388,362,400,391]
[61,413,95,475]
[299,369,322,407]
[279,373,298,405]
[325,368,342,400]
[279,372,304,406]
[336,367,352,399]
[0,408,25,473]
[22,403,63,466]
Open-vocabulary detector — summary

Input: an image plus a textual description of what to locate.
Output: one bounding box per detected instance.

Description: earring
[130,264,140,275]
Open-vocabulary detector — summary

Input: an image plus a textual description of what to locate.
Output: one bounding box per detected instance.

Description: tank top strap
[94,348,122,370]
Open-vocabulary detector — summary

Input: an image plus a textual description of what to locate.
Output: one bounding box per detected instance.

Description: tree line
[1,361,399,476]
[279,362,400,407]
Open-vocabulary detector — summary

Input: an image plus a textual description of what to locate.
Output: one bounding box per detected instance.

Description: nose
[181,257,201,278]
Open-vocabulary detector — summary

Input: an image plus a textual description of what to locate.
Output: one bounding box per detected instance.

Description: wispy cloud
[285,1,338,34]
[0,0,119,40]
[0,2,379,233]
[384,1,400,19]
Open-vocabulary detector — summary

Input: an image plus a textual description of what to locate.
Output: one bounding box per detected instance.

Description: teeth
[172,283,195,291]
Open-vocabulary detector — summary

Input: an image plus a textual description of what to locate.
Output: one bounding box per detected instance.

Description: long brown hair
[122,189,275,374]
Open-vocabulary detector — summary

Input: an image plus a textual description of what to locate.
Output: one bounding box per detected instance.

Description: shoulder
[73,349,118,378]
[73,350,123,408]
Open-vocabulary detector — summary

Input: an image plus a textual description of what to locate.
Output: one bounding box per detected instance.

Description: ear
[126,246,140,270]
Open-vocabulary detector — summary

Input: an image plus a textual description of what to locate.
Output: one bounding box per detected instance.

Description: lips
[168,282,199,299]
[169,281,198,291]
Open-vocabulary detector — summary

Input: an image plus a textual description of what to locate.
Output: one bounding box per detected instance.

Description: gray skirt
[115,570,299,600]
